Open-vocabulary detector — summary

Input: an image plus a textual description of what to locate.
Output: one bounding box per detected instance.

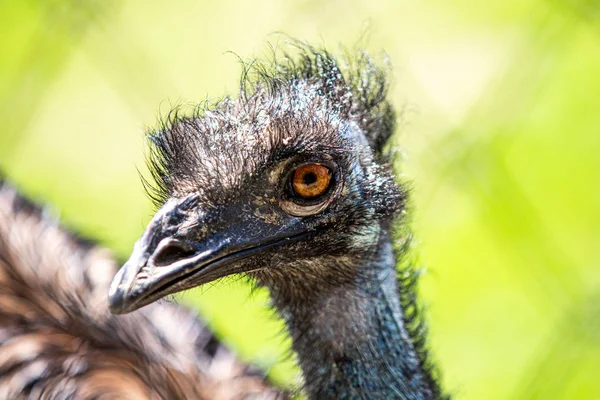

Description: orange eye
[292,164,332,199]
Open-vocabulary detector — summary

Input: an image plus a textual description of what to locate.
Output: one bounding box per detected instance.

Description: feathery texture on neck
[254,224,440,399]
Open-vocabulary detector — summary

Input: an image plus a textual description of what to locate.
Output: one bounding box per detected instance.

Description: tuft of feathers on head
[143,41,396,208]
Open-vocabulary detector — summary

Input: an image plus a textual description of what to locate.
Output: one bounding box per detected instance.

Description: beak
[108,195,306,314]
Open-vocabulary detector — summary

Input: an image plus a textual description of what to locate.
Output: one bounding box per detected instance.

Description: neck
[258,226,439,399]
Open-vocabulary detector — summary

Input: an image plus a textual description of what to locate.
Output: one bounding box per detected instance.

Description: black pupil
[303,172,317,185]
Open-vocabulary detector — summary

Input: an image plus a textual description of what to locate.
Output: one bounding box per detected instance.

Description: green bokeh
[1,1,598,398]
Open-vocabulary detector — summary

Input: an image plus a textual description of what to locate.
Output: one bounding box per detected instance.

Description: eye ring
[291,163,332,199]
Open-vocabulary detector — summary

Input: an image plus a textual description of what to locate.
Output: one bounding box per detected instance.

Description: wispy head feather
[144,41,395,207]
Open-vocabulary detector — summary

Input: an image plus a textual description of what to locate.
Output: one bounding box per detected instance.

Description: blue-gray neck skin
[257,228,437,399]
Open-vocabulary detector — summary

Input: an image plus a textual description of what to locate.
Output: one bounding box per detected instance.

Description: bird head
[109,46,405,314]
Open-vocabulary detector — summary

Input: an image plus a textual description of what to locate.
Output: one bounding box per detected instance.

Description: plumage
[0,41,446,400]
[109,42,447,399]
[0,180,284,399]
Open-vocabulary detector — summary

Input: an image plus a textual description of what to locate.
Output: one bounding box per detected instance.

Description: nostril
[152,240,197,267]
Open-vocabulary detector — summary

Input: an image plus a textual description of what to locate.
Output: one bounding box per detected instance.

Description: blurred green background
[1,0,599,399]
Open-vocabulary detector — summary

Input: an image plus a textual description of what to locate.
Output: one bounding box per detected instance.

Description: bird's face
[109,61,403,314]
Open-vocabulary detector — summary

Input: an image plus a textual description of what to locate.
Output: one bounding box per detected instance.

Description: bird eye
[291,164,332,200]
[280,161,338,217]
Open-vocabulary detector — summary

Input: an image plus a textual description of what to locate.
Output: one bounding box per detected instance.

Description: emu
[108,44,445,399]
[0,43,446,400]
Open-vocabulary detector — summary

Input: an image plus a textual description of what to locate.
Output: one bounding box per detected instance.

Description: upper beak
[108,195,306,314]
